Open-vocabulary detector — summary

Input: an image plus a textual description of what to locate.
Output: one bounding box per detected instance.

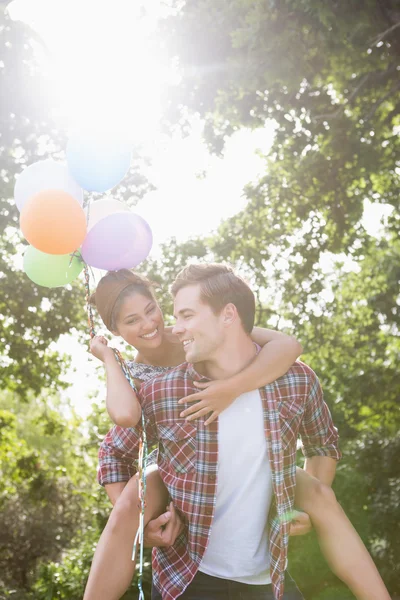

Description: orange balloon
[20,189,87,255]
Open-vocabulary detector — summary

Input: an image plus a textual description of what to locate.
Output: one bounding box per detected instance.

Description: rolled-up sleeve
[98,425,142,486]
[299,371,342,461]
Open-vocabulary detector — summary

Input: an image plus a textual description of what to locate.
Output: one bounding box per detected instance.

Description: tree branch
[369,20,400,46]
[313,73,371,121]
[313,65,400,123]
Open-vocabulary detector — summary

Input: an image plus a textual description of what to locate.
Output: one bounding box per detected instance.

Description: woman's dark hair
[91,269,156,332]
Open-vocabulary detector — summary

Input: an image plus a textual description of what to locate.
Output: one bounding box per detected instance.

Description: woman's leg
[294,467,391,600]
[83,465,169,600]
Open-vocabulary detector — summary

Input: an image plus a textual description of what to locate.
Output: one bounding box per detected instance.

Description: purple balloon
[81,212,153,270]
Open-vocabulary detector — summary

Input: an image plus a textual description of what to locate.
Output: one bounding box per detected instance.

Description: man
[98,264,341,600]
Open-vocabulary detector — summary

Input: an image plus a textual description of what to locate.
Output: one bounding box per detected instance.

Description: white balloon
[14,159,84,211]
[85,199,130,230]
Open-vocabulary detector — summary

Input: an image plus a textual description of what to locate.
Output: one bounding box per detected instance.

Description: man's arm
[100,420,184,548]
[98,381,158,505]
[290,459,336,536]
[299,366,341,483]
[105,481,128,505]
[304,455,337,486]
[290,377,340,537]
[98,424,141,489]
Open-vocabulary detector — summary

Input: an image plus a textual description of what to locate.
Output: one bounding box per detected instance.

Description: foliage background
[0,1,399,598]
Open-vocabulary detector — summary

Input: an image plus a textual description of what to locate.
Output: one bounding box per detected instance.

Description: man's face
[172,284,225,363]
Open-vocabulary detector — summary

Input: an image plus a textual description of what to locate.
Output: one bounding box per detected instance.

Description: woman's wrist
[222,373,245,397]
[103,348,118,365]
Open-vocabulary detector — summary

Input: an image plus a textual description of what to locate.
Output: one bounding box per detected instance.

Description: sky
[9,0,277,249]
[8,0,393,417]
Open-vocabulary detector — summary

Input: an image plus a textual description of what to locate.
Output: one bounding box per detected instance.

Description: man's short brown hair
[171,264,255,334]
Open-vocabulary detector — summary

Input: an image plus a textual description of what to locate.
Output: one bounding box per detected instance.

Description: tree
[28,399,153,600]
[159,0,400,306]
[0,395,86,593]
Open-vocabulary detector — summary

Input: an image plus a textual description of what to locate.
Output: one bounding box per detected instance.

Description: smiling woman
[8,0,169,142]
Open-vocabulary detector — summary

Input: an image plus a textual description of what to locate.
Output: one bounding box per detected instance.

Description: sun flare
[8,0,171,143]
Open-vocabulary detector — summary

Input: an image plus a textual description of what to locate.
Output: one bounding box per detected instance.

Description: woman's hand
[89,335,114,363]
[178,379,237,426]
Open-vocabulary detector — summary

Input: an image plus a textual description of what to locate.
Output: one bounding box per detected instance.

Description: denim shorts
[151,570,304,599]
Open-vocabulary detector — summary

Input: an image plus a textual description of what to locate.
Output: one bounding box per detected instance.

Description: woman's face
[113,292,165,350]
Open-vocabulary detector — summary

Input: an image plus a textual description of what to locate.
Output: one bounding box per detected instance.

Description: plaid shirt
[98,360,341,600]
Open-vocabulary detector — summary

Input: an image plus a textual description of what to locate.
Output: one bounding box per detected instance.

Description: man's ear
[222,303,238,327]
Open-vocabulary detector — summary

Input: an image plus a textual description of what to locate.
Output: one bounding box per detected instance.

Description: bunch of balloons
[15,137,153,288]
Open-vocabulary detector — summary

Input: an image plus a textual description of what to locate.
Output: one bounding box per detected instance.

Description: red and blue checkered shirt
[98,360,341,600]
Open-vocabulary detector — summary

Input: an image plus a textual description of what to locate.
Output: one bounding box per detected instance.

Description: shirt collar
[187,363,210,382]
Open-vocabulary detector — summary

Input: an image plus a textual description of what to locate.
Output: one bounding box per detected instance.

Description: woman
[84,269,390,600]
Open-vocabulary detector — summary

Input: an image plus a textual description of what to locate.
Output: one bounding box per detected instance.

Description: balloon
[14,159,83,211]
[23,246,84,288]
[81,212,152,270]
[85,199,130,230]
[20,189,87,255]
[66,137,131,193]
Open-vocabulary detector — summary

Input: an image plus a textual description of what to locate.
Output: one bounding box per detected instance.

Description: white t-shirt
[199,390,273,584]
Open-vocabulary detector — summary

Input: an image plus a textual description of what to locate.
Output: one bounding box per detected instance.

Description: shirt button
[209,474,216,480]
[205,508,213,516]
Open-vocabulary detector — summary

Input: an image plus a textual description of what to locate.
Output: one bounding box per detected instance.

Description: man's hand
[143,502,185,548]
[289,510,313,536]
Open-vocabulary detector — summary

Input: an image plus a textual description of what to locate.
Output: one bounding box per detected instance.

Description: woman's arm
[179,328,302,424]
[90,336,141,428]
[245,326,303,389]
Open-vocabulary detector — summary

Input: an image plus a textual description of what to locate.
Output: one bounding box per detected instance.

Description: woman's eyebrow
[123,312,139,321]
[124,302,154,320]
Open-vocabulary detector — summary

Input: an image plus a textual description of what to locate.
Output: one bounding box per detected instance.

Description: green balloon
[23,246,84,288]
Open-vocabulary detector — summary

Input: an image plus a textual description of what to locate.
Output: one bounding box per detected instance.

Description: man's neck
[196,332,256,381]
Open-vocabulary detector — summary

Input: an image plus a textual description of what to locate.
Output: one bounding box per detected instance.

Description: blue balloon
[66,137,131,193]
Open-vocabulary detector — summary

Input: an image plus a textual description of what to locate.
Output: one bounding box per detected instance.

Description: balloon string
[84,263,148,598]
[84,263,96,339]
